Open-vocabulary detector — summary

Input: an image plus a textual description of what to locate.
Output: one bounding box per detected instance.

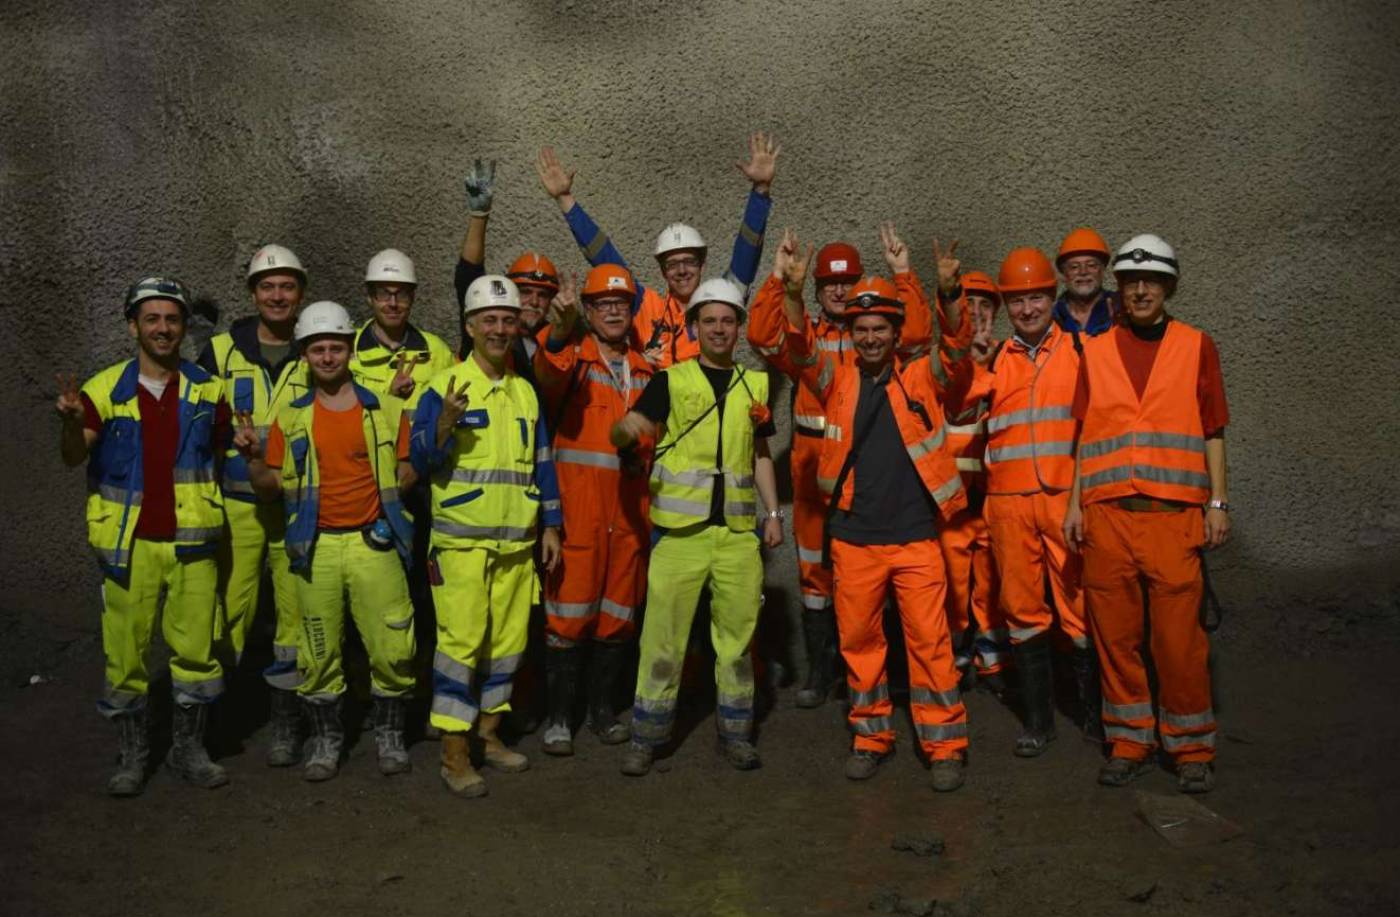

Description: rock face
[3,1,1398,646]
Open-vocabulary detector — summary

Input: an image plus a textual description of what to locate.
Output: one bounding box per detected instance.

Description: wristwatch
[1206,499,1230,513]
[765,509,785,521]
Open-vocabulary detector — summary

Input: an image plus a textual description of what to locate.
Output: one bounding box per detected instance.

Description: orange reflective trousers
[938,506,1007,674]
[791,433,833,611]
[1083,502,1215,763]
[831,538,968,760]
[983,491,1086,647]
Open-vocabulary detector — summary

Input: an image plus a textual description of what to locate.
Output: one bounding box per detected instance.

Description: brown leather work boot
[440,732,486,798]
[476,712,530,772]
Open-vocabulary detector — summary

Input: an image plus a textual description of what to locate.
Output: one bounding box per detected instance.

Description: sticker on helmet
[829,259,848,272]
[491,280,508,297]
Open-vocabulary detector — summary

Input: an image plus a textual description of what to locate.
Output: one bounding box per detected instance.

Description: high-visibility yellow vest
[650,358,768,533]
[205,325,308,502]
[418,357,554,552]
[349,320,456,423]
[81,359,224,577]
[274,384,414,572]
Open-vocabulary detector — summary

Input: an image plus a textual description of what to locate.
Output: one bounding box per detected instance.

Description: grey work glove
[464,158,496,215]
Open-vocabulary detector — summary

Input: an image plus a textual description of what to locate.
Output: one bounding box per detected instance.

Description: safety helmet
[582,263,637,301]
[814,242,863,283]
[506,251,560,291]
[1111,234,1179,279]
[1056,227,1111,267]
[654,223,707,261]
[124,275,191,319]
[293,301,355,341]
[960,270,1000,304]
[365,248,417,285]
[246,244,306,286]
[463,274,522,316]
[997,247,1058,294]
[684,277,747,324]
[842,276,905,322]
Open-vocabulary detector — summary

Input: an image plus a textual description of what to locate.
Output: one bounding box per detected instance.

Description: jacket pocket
[440,488,484,508]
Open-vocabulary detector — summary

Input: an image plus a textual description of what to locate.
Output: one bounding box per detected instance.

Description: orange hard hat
[506,251,560,291]
[1056,227,1111,267]
[998,247,1058,294]
[581,263,637,300]
[843,276,905,321]
[961,270,1000,303]
[814,242,863,282]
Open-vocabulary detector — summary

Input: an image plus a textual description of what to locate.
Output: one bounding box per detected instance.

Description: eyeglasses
[661,257,701,273]
[587,299,631,314]
[371,288,413,304]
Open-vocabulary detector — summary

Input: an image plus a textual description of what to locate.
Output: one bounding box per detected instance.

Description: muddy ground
[4,616,1399,917]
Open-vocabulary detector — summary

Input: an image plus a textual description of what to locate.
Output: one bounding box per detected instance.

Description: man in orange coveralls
[772,229,970,792]
[534,264,655,757]
[746,224,939,709]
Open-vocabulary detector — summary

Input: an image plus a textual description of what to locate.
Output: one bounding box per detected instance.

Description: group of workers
[55,133,1231,802]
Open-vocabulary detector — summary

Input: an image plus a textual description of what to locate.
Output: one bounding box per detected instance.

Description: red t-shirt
[1072,320,1229,437]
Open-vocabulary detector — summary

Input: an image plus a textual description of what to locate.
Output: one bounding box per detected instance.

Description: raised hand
[536,147,575,200]
[737,131,781,194]
[389,353,417,399]
[879,221,910,274]
[932,237,961,294]
[464,158,496,214]
[440,375,470,428]
[774,228,814,296]
[547,272,581,337]
[231,411,263,461]
[969,305,995,365]
[54,373,85,423]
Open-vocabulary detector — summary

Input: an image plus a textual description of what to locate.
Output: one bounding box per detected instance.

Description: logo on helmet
[491,280,507,298]
[830,259,848,273]
[607,276,627,289]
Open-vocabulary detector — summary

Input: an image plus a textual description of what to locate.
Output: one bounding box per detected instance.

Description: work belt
[1113,496,1190,513]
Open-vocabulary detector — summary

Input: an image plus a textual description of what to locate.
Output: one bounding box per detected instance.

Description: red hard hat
[581,263,637,300]
[961,270,1000,303]
[506,251,560,291]
[998,248,1058,294]
[814,242,863,283]
[1056,227,1111,267]
[843,276,904,321]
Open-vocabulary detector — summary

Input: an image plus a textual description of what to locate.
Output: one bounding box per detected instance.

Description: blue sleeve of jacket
[410,388,450,477]
[564,201,629,270]
[724,188,772,295]
[532,408,564,528]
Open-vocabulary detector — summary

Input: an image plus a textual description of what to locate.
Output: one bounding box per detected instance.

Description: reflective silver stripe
[432,520,534,540]
[723,501,756,517]
[987,405,1073,434]
[1081,465,1210,491]
[652,465,720,488]
[851,715,894,735]
[955,456,984,472]
[717,690,754,711]
[738,221,762,247]
[815,338,847,353]
[793,413,827,432]
[434,650,474,685]
[599,598,634,622]
[1103,700,1154,720]
[536,446,551,463]
[431,694,477,724]
[800,593,831,610]
[850,683,890,708]
[1079,433,1134,460]
[451,468,533,486]
[487,652,524,676]
[915,722,969,742]
[173,467,216,484]
[1010,626,1046,642]
[546,599,597,619]
[905,425,946,461]
[1136,432,1206,452]
[985,440,1075,463]
[724,472,756,489]
[929,473,963,506]
[651,494,711,516]
[823,424,844,442]
[816,360,835,391]
[910,687,961,707]
[172,677,224,704]
[582,232,610,261]
[755,344,782,357]
[480,682,513,711]
[98,484,141,505]
[633,695,675,716]
[945,420,986,436]
[555,448,622,470]
[1161,731,1216,751]
[543,499,561,513]
[1105,724,1155,744]
[174,526,220,542]
[586,369,621,388]
[1160,708,1215,730]
[816,475,837,493]
[796,545,824,565]
[1071,634,1089,648]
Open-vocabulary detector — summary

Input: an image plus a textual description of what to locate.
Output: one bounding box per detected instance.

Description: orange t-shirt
[266,401,410,530]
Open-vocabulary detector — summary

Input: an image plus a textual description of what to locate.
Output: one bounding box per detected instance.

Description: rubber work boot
[588,641,632,745]
[542,645,579,757]
[1098,755,1152,787]
[476,712,529,772]
[795,610,840,708]
[372,696,411,776]
[302,698,343,782]
[930,757,966,793]
[167,703,229,789]
[1012,634,1057,757]
[844,749,886,781]
[107,708,149,797]
[1071,647,1105,743]
[719,737,762,771]
[1177,761,1216,794]
[440,732,487,798]
[620,740,654,777]
[265,687,303,767]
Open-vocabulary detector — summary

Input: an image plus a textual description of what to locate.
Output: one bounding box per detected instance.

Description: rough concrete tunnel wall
[3,0,1398,656]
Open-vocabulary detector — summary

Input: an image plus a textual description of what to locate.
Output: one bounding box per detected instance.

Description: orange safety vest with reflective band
[1078,322,1210,506]
[982,325,1079,495]
[944,403,989,490]
[815,360,967,519]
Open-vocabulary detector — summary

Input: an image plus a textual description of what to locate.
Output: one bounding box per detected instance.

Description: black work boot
[542,645,580,756]
[588,641,632,745]
[1071,647,1105,743]
[167,703,229,788]
[795,610,840,708]
[302,697,344,782]
[373,696,411,776]
[107,708,150,797]
[265,687,303,767]
[1012,634,1057,758]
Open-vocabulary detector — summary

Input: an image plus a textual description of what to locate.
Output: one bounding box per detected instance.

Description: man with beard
[1053,227,1118,336]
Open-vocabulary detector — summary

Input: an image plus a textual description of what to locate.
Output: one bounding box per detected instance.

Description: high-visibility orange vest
[943,402,989,491]
[982,324,1079,495]
[1078,321,1210,506]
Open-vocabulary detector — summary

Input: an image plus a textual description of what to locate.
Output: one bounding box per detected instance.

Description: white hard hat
[653,223,707,260]
[463,275,521,316]
[365,248,418,285]
[1111,234,1179,279]
[294,301,356,341]
[684,277,747,324]
[246,244,306,285]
